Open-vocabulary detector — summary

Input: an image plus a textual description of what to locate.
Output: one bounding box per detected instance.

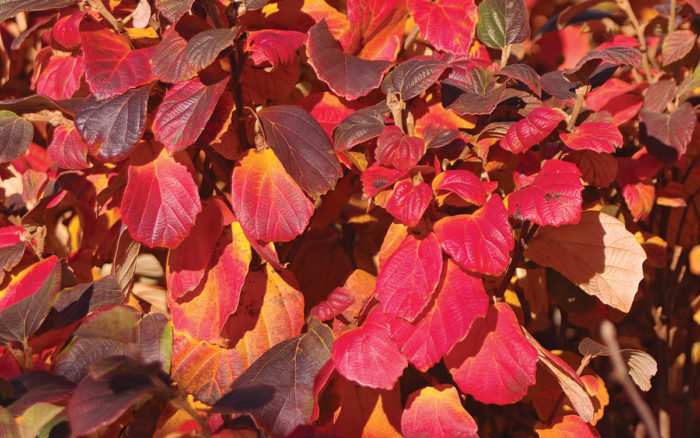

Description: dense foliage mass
[0,0,698,436]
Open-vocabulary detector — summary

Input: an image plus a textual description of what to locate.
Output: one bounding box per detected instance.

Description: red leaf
[375,126,425,170]
[639,102,697,163]
[0,256,58,311]
[661,30,696,66]
[445,302,538,404]
[385,180,432,227]
[310,287,354,321]
[560,122,622,153]
[376,232,443,321]
[361,163,406,198]
[434,195,514,275]
[52,11,84,51]
[431,170,493,206]
[500,107,565,153]
[153,77,229,154]
[497,63,541,96]
[341,0,408,61]
[407,0,479,56]
[535,415,601,438]
[441,67,505,115]
[562,46,642,83]
[247,30,305,69]
[75,84,151,162]
[121,149,202,248]
[80,21,153,99]
[166,200,226,301]
[401,385,478,438]
[35,54,83,100]
[507,159,584,226]
[307,19,391,100]
[565,151,617,188]
[184,28,238,73]
[231,148,313,242]
[257,105,342,197]
[169,223,251,343]
[297,92,357,139]
[332,307,408,389]
[616,150,661,221]
[387,259,488,370]
[47,125,90,169]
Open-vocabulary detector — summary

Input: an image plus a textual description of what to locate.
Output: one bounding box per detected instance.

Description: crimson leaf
[639,102,697,163]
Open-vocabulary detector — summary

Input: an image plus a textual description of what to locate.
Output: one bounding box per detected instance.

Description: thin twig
[567,85,590,131]
[403,25,420,51]
[616,0,657,81]
[600,320,661,438]
[494,221,535,299]
[668,0,676,35]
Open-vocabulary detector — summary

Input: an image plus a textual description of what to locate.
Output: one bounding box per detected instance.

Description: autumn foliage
[0,0,699,436]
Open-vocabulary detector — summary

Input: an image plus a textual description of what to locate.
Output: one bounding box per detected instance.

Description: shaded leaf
[111,226,140,297]
[381,59,450,100]
[0,111,33,163]
[47,125,89,169]
[507,159,584,226]
[0,261,61,345]
[401,385,478,438]
[74,84,151,162]
[80,21,153,99]
[376,232,443,321]
[385,181,432,227]
[497,63,541,96]
[445,302,538,404]
[16,402,64,438]
[244,0,270,10]
[184,28,237,73]
[565,151,617,188]
[562,46,641,84]
[247,30,305,69]
[310,287,354,321]
[155,0,194,23]
[67,359,167,436]
[333,307,407,389]
[153,77,229,154]
[639,102,697,163]
[441,68,505,115]
[434,195,514,274]
[662,30,696,66]
[50,277,123,329]
[307,20,391,100]
[407,0,479,56]
[74,304,140,344]
[231,320,334,436]
[476,0,530,49]
[525,210,646,312]
[7,371,75,415]
[258,105,342,197]
[121,149,202,248]
[643,79,676,112]
[0,407,18,438]
[333,102,387,151]
[211,384,276,413]
[500,106,564,153]
[560,122,622,153]
[231,148,313,242]
[150,28,196,83]
[0,0,75,23]
[387,259,488,370]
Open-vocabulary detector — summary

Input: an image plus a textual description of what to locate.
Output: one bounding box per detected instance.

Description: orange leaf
[401,385,478,438]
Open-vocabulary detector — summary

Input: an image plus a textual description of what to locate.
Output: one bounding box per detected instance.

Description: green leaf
[17,403,64,438]
[476,0,530,49]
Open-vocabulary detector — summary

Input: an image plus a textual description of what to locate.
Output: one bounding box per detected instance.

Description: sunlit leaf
[307,19,391,100]
[525,210,646,312]
[230,320,334,436]
[375,126,425,170]
[80,21,153,99]
[6,371,74,415]
[535,415,601,438]
[407,0,479,56]
[434,195,514,274]
[432,170,493,206]
[16,402,64,438]
[35,54,83,100]
[401,385,478,438]
[577,338,658,391]
[342,0,408,61]
[231,148,313,242]
[153,77,229,154]
[150,28,196,83]
[47,125,89,169]
[333,102,387,151]
[497,63,541,96]
[500,106,565,153]
[154,0,194,23]
[310,287,354,321]
[507,159,584,226]
[247,30,305,70]
[183,28,237,73]
[376,232,442,321]
[385,181,432,227]
[387,260,488,370]
[476,0,530,49]
[333,307,407,389]
[0,111,33,163]
[258,105,342,197]
[445,302,538,404]
[560,122,622,153]
[121,149,202,248]
[74,84,151,162]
